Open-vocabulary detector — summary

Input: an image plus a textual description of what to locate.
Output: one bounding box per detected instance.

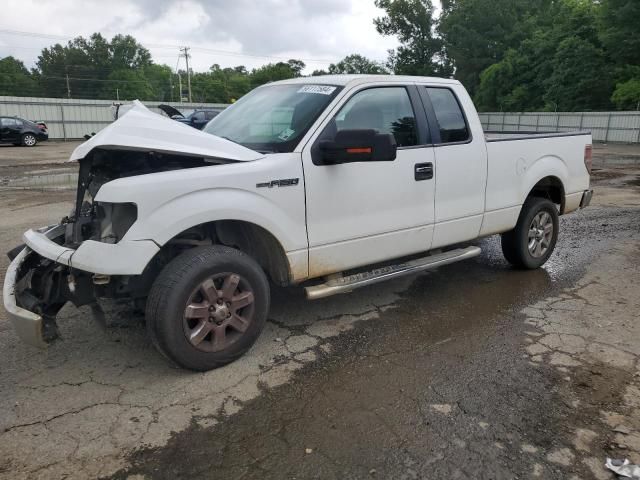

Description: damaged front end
[5,148,217,347]
[4,100,264,348]
[5,227,94,347]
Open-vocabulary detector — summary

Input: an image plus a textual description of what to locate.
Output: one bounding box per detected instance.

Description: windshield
[204,83,342,153]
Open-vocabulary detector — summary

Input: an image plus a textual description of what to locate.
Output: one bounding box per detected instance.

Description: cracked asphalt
[1,143,640,479]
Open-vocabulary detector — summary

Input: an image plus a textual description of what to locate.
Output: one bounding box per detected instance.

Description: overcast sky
[0,0,436,74]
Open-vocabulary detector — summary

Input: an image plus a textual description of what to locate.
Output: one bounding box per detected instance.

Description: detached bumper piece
[3,227,97,348]
[580,189,594,208]
[3,247,50,348]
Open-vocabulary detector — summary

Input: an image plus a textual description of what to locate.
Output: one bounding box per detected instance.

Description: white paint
[10,75,592,286]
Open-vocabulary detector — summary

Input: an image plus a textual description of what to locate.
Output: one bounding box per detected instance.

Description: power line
[0,28,335,64]
[40,75,152,84]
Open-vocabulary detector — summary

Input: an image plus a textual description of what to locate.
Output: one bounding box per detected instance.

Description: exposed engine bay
[68,148,216,246]
[10,148,231,343]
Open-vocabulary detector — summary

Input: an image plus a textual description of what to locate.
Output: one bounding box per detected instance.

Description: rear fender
[521,155,569,204]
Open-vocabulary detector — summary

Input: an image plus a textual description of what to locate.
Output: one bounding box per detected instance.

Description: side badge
[256,178,300,188]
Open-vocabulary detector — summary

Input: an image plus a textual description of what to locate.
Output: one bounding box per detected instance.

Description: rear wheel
[146,245,270,371]
[501,197,559,269]
[21,133,37,147]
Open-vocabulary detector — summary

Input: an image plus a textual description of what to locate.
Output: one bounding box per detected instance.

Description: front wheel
[501,197,559,269]
[146,245,270,371]
[21,133,37,147]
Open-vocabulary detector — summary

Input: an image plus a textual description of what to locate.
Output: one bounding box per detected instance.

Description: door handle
[415,162,433,181]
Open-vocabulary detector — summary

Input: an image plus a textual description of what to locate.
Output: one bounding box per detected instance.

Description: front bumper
[580,189,594,208]
[23,227,159,276]
[3,247,48,348]
[4,224,160,348]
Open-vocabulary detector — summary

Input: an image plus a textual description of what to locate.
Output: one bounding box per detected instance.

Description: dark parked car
[158,105,222,130]
[0,116,48,146]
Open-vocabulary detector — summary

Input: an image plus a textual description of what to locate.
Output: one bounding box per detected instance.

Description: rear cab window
[423,87,470,144]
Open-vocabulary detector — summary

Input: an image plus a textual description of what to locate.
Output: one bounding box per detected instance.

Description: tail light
[584,144,592,175]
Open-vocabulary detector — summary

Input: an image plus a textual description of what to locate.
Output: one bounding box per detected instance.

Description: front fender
[122,187,307,252]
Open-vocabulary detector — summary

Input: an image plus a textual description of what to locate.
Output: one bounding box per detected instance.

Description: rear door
[419,85,487,248]
[302,84,436,277]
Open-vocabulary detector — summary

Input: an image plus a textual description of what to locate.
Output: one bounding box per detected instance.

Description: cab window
[333,87,418,148]
[425,87,470,144]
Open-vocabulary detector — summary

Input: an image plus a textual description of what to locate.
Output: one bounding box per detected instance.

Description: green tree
[143,64,174,102]
[439,0,545,95]
[36,33,154,99]
[104,69,153,100]
[612,78,640,110]
[599,0,640,68]
[190,64,252,103]
[249,59,305,88]
[327,54,388,74]
[0,57,39,96]
[474,0,613,112]
[374,0,451,76]
[543,36,612,111]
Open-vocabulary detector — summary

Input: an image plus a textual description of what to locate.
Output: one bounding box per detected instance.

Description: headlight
[94,202,137,243]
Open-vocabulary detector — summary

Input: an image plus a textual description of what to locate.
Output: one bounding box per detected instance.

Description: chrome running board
[305,246,481,300]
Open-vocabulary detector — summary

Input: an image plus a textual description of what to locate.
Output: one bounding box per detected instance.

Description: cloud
[0,0,399,73]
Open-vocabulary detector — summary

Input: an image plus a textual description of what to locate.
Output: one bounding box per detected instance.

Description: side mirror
[318,129,397,165]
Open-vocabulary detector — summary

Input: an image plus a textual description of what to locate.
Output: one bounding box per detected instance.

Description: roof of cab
[270,74,460,88]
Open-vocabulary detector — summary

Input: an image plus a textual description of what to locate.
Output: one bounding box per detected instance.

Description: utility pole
[178,73,183,103]
[66,73,71,99]
[180,46,192,103]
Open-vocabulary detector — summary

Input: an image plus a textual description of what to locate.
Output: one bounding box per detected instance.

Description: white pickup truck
[3,75,593,371]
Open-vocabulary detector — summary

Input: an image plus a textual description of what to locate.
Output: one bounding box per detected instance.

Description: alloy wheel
[528,211,554,258]
[182,272,255,352]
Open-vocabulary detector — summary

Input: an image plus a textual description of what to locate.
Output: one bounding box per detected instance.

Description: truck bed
[482,129,592,232]
[484,130,591,142]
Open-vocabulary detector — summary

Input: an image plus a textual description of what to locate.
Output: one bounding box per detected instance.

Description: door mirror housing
[318,129,397,164]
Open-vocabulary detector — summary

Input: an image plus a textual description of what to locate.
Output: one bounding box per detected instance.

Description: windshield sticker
[278,128,295,141]
[297,85,337,95]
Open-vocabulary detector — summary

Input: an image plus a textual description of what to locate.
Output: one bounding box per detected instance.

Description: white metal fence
[0,96,228,140]
[479,111,640,144]
[2,97,640,144]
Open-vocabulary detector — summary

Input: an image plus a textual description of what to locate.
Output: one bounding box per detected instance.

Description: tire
[21,133,37,147]
[146,245,270,371]
[501,197,559,269]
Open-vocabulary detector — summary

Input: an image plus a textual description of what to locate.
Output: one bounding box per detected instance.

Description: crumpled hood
[70,100,263,162]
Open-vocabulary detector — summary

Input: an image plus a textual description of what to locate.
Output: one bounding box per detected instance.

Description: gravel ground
[0,142,639,479]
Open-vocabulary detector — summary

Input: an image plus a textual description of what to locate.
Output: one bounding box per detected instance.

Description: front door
[419,85,487,248]
[302,85,436,277]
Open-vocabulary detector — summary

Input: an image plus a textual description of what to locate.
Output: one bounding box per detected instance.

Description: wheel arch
[150,219,294,287]
[521,155,569,214]
[526,175,566,214]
